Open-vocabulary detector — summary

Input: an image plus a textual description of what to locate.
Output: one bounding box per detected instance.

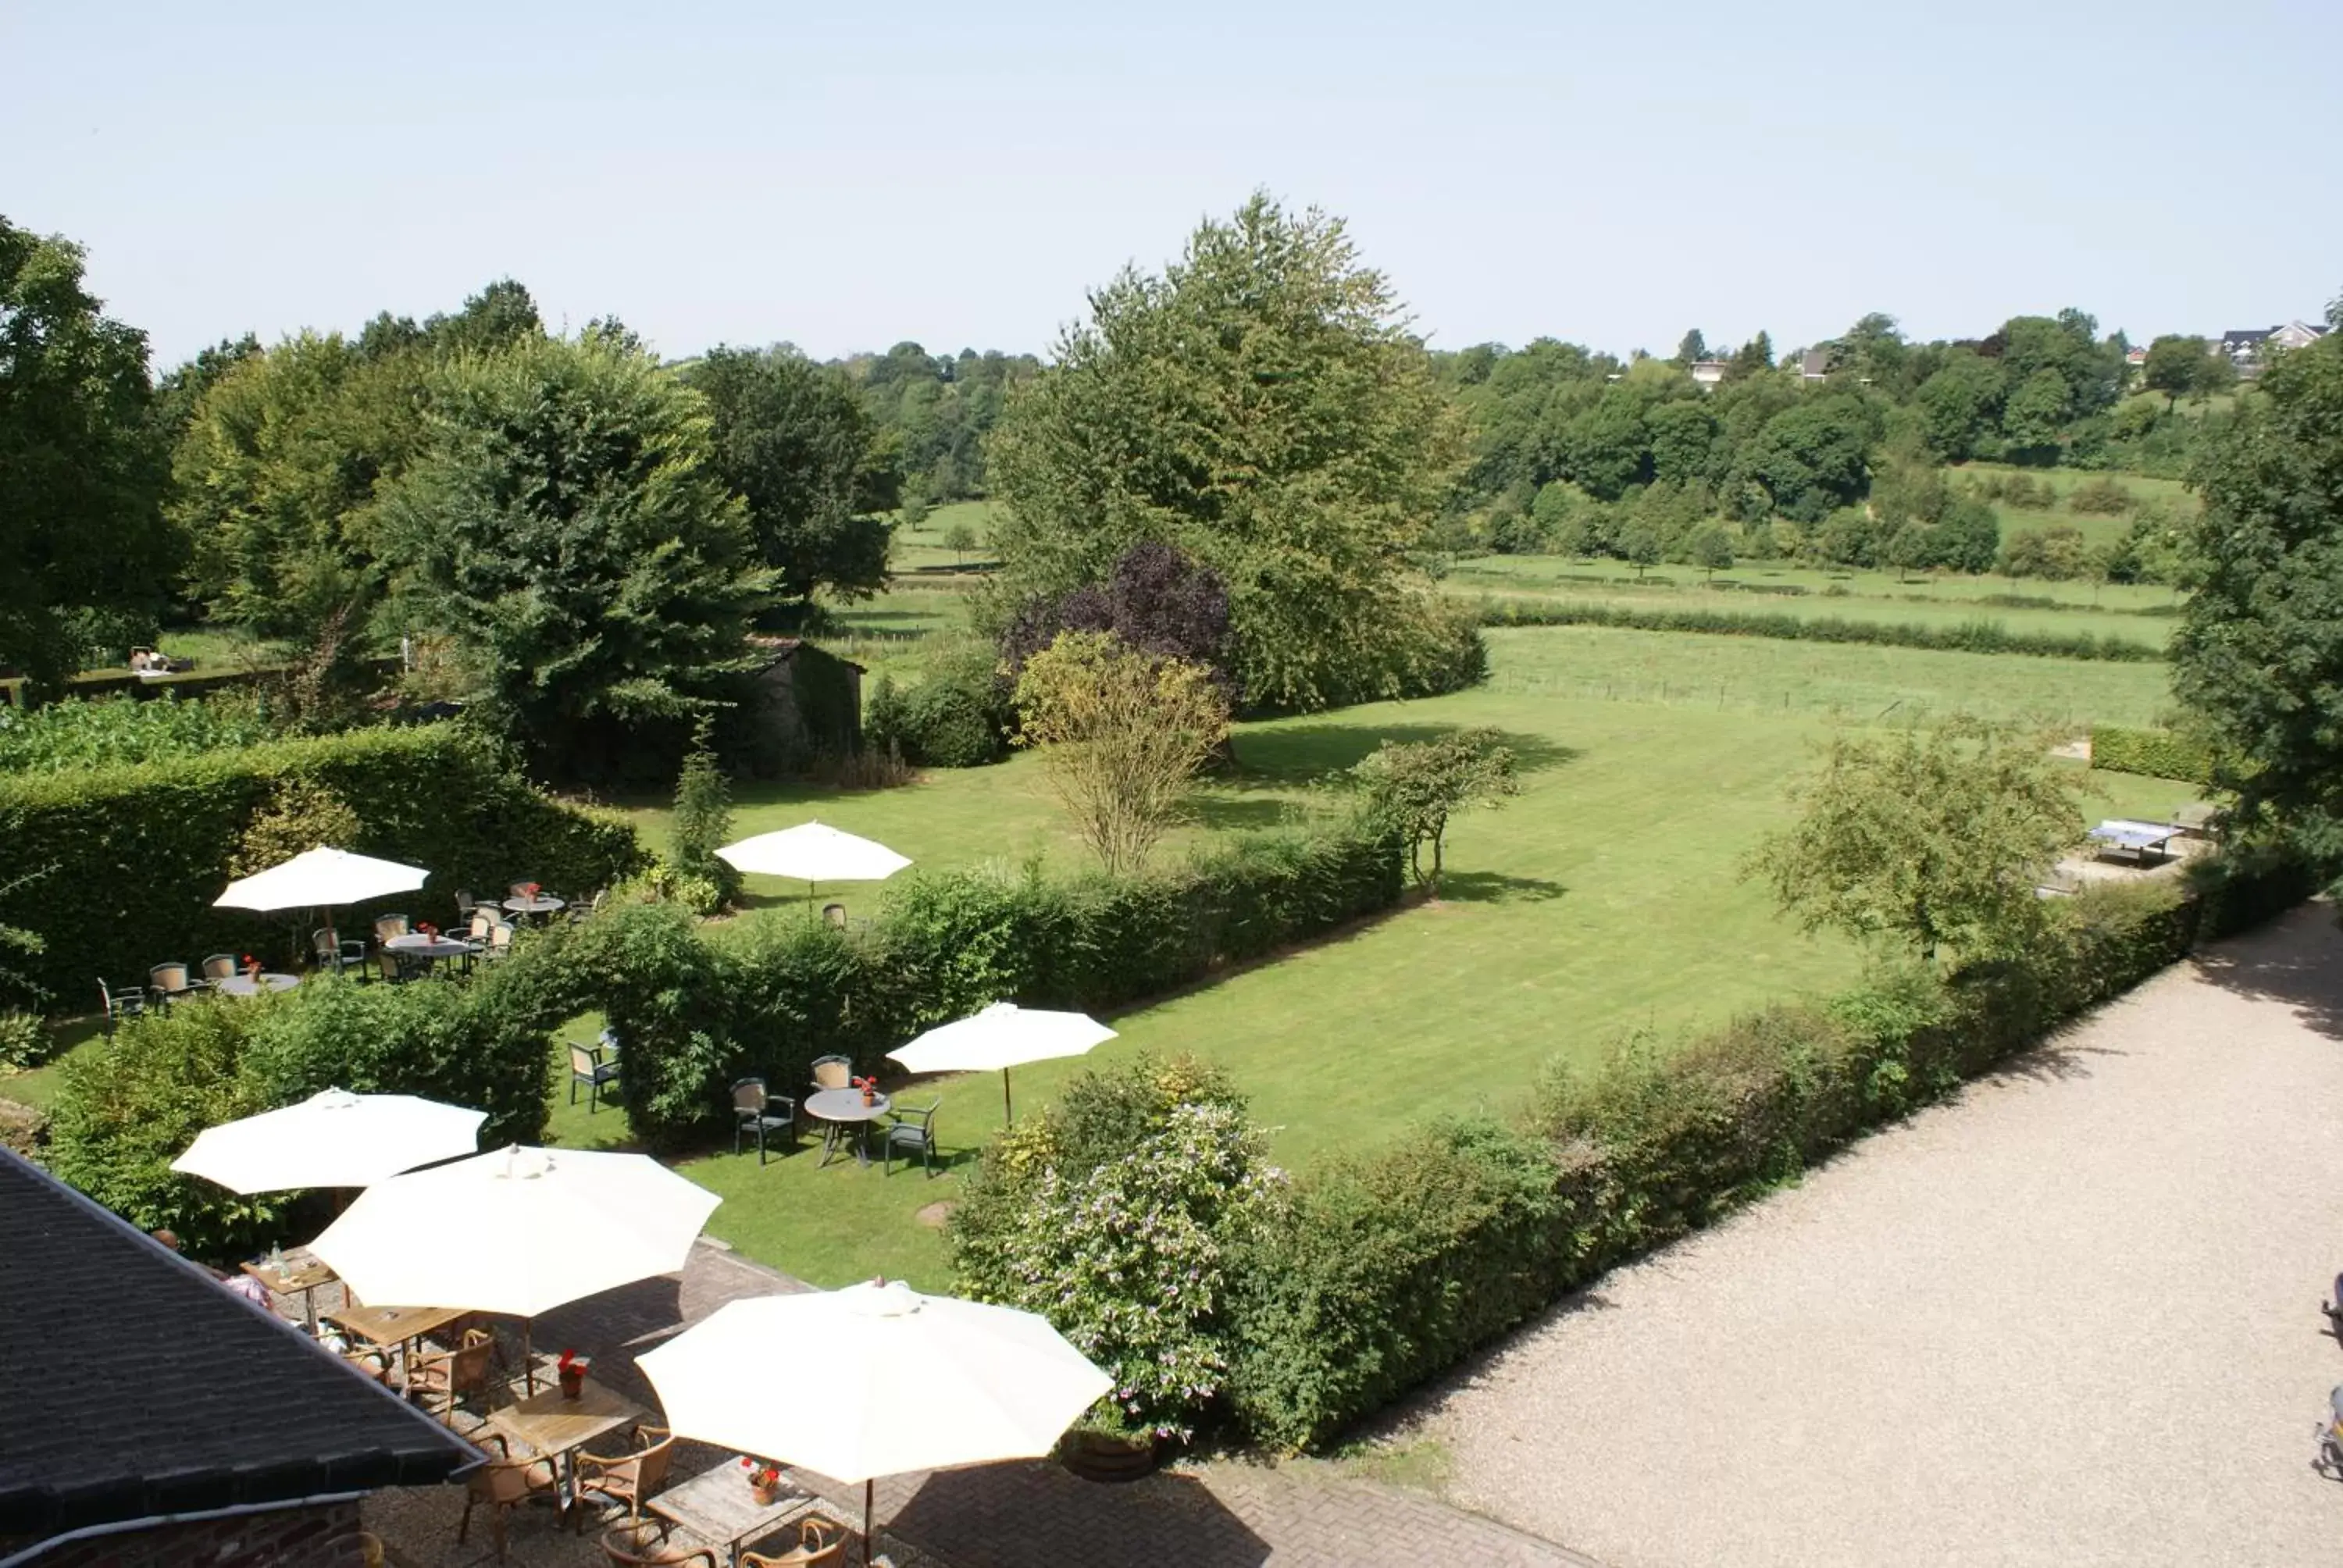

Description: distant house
[2219,320,2331,376]
[0,1149,476,1566]
[2124,345,2149,369]
[1689,359,1729,389]
[1796,347,1831,381]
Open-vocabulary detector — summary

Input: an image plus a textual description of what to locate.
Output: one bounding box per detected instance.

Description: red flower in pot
[851,1074,877,1106]
[739,1457,782,1503]
[557,1349,590,1399]
[241,954,260,977]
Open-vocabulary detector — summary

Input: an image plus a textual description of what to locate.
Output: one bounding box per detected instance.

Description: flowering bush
[951,1058,1279,1441]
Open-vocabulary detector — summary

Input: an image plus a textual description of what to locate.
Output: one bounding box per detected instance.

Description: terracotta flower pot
[558,1366,585,1400]
[1059,1427,1157,1484]
[750,1479,779,1507]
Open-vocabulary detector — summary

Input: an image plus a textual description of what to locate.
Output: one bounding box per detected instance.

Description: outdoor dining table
[240,1250,336,1333]
[502,894,567,918]
[487,1381,647,1523]
[213,971,300,996]
[323,1302,474,1384]
[804,1088,890,1167]
[383,932,479,971]
[648,1463,818,1568]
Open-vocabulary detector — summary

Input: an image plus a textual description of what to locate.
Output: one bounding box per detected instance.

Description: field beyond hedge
[594,624,2188,1288]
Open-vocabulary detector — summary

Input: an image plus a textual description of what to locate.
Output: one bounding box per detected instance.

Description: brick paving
[362,1239,1596,1566]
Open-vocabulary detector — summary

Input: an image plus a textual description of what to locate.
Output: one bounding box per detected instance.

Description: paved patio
[1405,901,2343,1566]
[362,1238,1585,1567]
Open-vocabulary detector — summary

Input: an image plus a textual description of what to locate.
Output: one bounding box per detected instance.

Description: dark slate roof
[0,1149,478,1538]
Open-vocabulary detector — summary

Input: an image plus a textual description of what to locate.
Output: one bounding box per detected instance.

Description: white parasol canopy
[214,846,429,912]
[887,1002,1117,1122]
[308,1146,720,1319]
[170,1088,486,1195]
[638,1279,1111,1552]
[716,822,910,890]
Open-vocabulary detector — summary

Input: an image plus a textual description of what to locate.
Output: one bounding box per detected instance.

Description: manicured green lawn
[583,625,2184,1289]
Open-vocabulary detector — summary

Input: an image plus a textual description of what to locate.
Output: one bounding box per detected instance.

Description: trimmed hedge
[1223,853,2309,1451]
[570,824,1404,1149]
[1473,597,2164,663]
[2089,724,2216,784]
[0,724,644,1005]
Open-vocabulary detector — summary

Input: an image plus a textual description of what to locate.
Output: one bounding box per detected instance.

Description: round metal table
[383,933,480,974]
[804,1087,890,1167]
[503,895,567,918]
[214,972,300,996]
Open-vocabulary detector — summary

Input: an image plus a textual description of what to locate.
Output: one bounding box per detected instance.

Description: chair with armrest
[312,927,367,976]
[733,1078,797,1164]
[98,978,145,1033]
[200,953,240,985]
[881,1099,940,1178]
[458,1431,562,1564]
[148,961,201,1009]
[408,1327,497,1421]
[576,1424,676,1524]
[742,1517,847,1567]
[600,1520,717,1568]
[808,1055,851,1092]
[571,1036,621,1112]
[373,913,410,943]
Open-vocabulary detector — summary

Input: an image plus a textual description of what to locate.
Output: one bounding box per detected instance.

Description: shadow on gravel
[2193,904,2343,1043]
[1985,1038,2128,1085]
[890,1463,1270,1568]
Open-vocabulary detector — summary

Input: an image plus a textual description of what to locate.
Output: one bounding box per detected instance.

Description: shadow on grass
[1229,723,1581,785]
[1434,871,1567,905]
[1186,793,1303,833]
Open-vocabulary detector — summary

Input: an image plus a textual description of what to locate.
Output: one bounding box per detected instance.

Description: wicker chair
[600,1520,716,1568]
[809,1055,851,1092]
[458,1432,562,1564]
[576,1425,677,1524]
[821,902,847,928]
[373,913,410,943]
[485,921,516,960]
[341,1344,394,1385]
[408,1327,497,1420]
[200,953,240,985]
[742,1517,847,1567]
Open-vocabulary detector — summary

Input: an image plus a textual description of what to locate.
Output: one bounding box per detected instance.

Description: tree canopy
[2170,334,2343,853]
[377,330,776,775]
[0,216,175,693]
[987,194,1468,711]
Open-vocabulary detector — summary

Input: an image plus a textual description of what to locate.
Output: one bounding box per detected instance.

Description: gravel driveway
[1414,903,2343,1566]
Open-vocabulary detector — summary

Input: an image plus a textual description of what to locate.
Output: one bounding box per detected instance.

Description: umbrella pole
[522,1319,534,1397]
[863,1477,873,1566]
[1002,1067,1013,1125]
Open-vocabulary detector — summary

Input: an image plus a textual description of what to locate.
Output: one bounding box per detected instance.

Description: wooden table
[804,1088,890,1167]
[325,1302,474,1383]
[487,1382,647,1523]
[649,1464,818,1567]
[241,1253,336,1333]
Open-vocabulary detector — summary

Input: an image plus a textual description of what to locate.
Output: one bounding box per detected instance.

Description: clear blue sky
[9,0,2338,370]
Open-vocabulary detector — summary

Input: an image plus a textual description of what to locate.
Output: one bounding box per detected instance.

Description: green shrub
[953,1056,1270,1440]
[576,823,1405,1147]
[1473,598,2163,662]
[0,1010,48,1071]
[45,1003,288,1260]
[0,723,644,1004]
[2088,724,2216,783]
[45,932,584,1260]
[0,692,276,774]
[865,649,1014,768]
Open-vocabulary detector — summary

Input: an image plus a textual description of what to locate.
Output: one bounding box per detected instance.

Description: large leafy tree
[0,217,176,693]
[2170,336,2343,853]
[683,346,897,611]
[987,194,1467,711]
[378,330,776,774]
[173,331,429,644]
[1746,397,1872,521]
[1748,716,2084,962]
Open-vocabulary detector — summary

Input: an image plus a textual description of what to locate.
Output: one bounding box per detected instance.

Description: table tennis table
[2088,819,2180,864]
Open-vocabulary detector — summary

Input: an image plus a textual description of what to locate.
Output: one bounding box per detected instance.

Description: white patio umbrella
[638,1278,1111,1557]
[887,1003,1117,1123]
[214,845,431,912]
[716,822,909,907]
[310,1144,719,1325]
[170,1087,485,1195]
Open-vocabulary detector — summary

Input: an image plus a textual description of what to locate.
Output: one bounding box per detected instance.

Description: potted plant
[557,1349,590,1399]
[1057,1405,1158,1484]
[852,1074,878,1107]
[739,1457,783,1506]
